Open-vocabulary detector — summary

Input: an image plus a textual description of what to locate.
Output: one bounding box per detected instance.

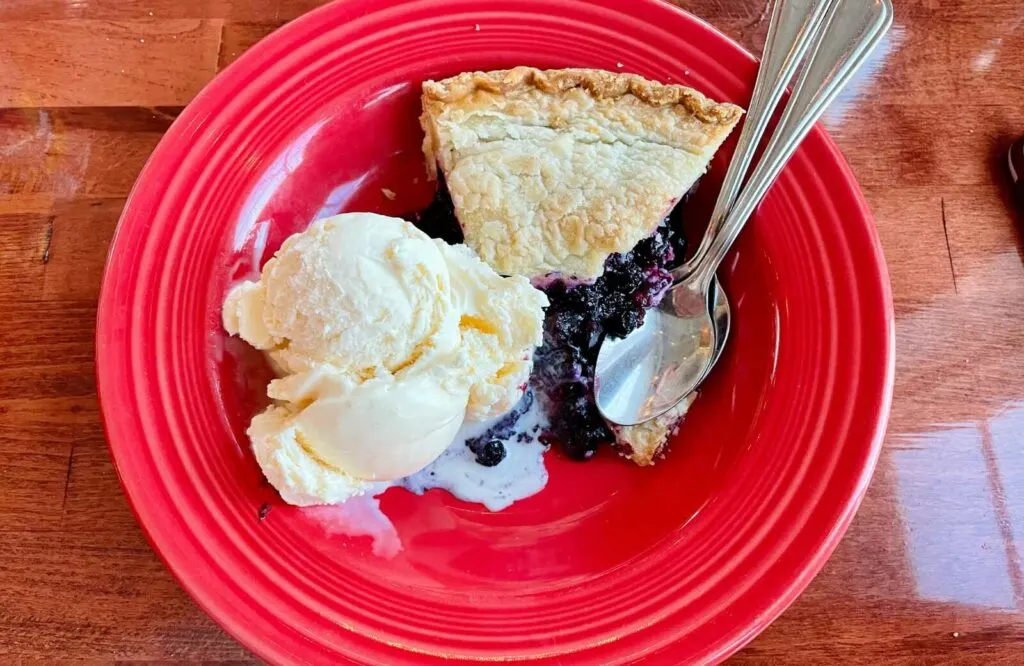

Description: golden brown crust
[422,67,743,127]
[420,66,744,279]
[611,393,695,466]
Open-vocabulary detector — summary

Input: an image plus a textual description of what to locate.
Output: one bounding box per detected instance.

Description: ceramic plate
[96,0,894,662]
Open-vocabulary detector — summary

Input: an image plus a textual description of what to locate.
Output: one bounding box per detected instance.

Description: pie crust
[612,394,696,466]
[420,67,743,280]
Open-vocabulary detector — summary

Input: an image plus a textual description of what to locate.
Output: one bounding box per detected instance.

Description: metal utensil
[680,0,832,388]
[595,0,893,426]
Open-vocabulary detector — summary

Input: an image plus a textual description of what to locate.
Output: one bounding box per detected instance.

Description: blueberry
[633,234,673,266]
[562,419,609,460]
[473,440,507,467]
[604,252,628,273]
[605,263,644,291]
[562,285,593,312]
[546,308,584,345]
[667,236,687,268]
[633,269,673,309]
[598,291,630,320]
[605,307,645,338]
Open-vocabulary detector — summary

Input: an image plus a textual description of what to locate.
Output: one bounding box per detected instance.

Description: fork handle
[674,0,829,282]
[689,0,894,291]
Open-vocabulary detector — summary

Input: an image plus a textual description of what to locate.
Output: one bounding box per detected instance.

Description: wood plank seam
[59,438,76,518]
[939,197,959,294]
[41,216,54,264]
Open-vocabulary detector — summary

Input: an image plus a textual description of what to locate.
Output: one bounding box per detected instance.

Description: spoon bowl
[596,279,730,426]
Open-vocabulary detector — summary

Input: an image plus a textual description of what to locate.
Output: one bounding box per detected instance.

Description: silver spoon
[594,0,830,425]
[596,0,893,426]
[678,0,832,386]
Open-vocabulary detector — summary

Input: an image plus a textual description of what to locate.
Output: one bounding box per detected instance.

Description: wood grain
[0,107,179,199]
[0,21,221,107]
[1,0,1023,663]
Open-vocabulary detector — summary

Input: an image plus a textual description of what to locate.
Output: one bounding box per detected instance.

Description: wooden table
[2,0,1022,663]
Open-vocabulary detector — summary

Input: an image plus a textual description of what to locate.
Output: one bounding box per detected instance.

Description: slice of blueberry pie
[415,67,743,465]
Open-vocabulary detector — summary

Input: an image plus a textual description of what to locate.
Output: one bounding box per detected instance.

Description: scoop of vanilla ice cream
[438,243,547,421]
[248,405,374,506]
[223,212,548,506]
[223,213,459,376]
[266,365,466,481]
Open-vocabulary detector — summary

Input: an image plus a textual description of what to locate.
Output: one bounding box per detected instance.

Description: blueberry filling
[470,439,508,467]
[534,221,686,460]
[403,175,465,245]
[408,183,692,462]
[463,389,535,466]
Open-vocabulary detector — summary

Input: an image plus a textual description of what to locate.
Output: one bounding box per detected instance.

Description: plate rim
[95,0,895,663]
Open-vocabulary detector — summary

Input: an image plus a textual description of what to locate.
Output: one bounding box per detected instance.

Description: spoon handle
[675,0,829,281]
[690,0,894,290]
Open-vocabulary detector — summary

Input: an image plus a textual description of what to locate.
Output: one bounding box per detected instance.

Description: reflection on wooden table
[1,0,1023,662]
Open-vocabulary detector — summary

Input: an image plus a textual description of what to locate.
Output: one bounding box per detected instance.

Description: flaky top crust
[420,66,743,279]
[422,67,743,127]
[611,393,695,466]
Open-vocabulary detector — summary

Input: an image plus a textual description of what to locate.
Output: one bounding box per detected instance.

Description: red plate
[95,0,894,663]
